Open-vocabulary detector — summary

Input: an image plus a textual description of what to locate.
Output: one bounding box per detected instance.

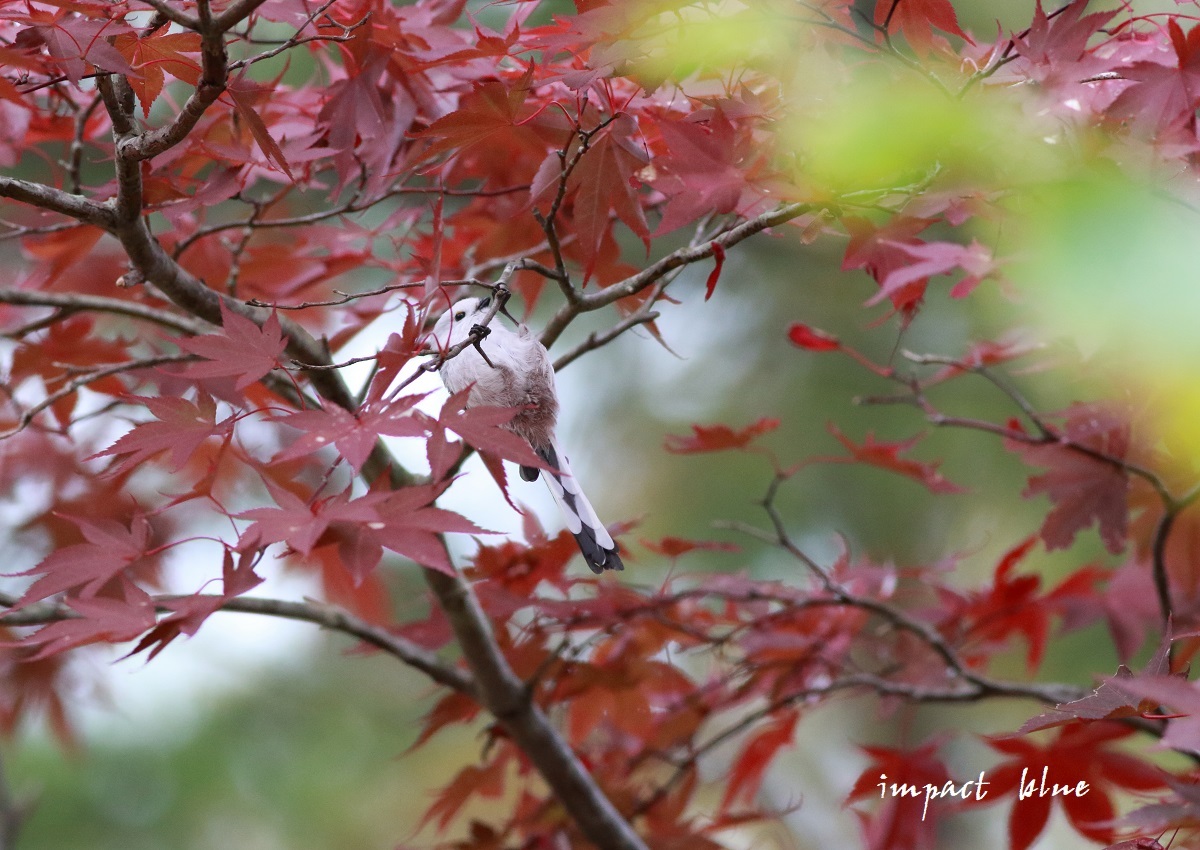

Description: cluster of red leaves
[5,1,1200,850]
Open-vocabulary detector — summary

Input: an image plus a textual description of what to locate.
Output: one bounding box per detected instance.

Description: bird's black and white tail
[525,441,623,573]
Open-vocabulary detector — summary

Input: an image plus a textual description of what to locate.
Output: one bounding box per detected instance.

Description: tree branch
[540,202,815,347]
[719,472,1083,707]
[134,0,198,29]
[421,569,649,850]
[1,354,195,440]
[114,25,230,163]
[0,177,113,230]
[0,288,211,336]
[0,591,475,697]
[213,0,273,32]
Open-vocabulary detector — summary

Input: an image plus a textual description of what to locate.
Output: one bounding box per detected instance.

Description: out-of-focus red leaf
[704,242,725,300]
[641,536,739,558]
[843,215,935,318]
[1007,403,1130,554]
[1109,19,1200,132]
[0,632,77,747]
[984,723,1166,850]
[846,739,952,850]
[719,707,798,812]
[825,424,967,494]
[787,323,840,351]
[420,755,508,831]
[664,417,779,454]
[874,0,971,50]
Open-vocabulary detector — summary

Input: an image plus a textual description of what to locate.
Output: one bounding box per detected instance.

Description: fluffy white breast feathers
[428,296,624,573]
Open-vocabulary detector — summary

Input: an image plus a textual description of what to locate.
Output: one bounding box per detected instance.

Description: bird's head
[428,296,489,349]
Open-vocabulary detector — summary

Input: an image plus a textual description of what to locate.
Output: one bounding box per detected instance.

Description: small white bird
[428,295,624,573]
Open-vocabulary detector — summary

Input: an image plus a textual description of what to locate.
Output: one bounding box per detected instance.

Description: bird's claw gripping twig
[469,324,496,368]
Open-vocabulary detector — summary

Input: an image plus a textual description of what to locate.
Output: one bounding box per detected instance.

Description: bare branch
[212,595,476,695]
[1,354,194,441]
[67,93,103,196]
[213,0,273,32]
[229,1,360,70]
[719,472,1083,707]
[134,0,198,29]
[247,282,425,311]
[0,288,211,336]
[553,309,661,371]
[0,591,475,696]
[0,177,113,230]
[541,202,815,347]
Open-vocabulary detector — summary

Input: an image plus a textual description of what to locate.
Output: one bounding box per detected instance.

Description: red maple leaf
[1013,0,1117,85]
[128,549,263,661]
[874,0,971,52]
[938,536,1104,670]
[112,29,201,116]
[94,391,236,475]
[1109,19,1200,133]
[15,11,135,84]
[984,723,1166,850]
[427,388,548,470]
[823,424,967,494]
[468,511,578,596]
[1020,637,1172,734]
[1006,403,1130,554]
[787,323,841,351]
[9,513,156,608]
[370,481,490,575]
[177,301,287,392]
[18,223,105,288]
[1108,673,1200,756]
[566,113,651,275]
[420,753,509,831]
[652,111,758,235]
[227,78,294,179]
[664,417,780,454]
[10,314,132,425]
[866,239,996,303]
[846,739,953,850]
[17,581,156,660]
[237,480,384,559]
[274,393,428,473]
[719,707,798,813]
[413,71,536,161]
[641,536,740,558]
[843,216,936,317]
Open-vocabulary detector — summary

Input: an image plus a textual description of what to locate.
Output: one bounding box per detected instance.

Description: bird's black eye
[454,311,466,321]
